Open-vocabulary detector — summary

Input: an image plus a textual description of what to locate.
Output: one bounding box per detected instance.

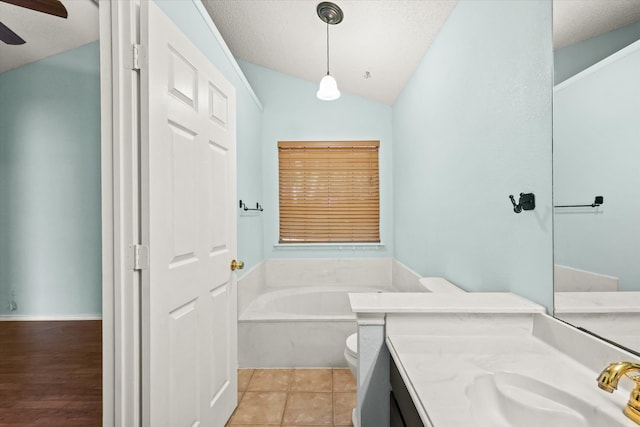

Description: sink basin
[466,372,626,427]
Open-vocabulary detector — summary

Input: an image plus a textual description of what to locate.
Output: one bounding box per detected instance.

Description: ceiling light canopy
[316,2,343,101]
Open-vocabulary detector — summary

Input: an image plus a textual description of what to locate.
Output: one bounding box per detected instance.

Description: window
[278,140,380,243]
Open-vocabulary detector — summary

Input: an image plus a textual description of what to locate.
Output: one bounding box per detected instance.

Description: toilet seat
[345,333,358,358]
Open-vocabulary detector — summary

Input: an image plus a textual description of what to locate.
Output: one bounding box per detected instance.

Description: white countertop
[387,332,636,427]
[349,292,546,314]
[349,291,640,427]
[554,291,640,313]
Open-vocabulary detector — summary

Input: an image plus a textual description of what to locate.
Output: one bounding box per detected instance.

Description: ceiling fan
[0,0,68,45]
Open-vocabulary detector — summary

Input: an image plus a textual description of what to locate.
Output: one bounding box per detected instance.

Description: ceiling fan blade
[0,20,26,45]
[0,0,68,18]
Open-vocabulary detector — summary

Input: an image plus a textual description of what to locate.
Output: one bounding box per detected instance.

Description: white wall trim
[102,1,141,426]
[192,0,263,111]
[0,315,103,321]
[554,38,640,92]
[99,1,115,426]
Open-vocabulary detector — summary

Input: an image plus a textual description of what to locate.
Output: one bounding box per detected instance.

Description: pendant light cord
[326,21,330,75]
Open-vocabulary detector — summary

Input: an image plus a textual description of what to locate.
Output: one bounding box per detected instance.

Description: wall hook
[509,192,535,214]
[509,194,522,213]
[239,200,263,212]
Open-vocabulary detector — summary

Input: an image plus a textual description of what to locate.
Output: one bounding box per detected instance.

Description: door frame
[100,0,141,426]
[100,1,258,424]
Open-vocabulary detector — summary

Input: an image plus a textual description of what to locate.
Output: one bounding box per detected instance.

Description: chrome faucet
[597,361,640,425]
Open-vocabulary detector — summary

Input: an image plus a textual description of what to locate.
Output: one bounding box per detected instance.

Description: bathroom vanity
[349,292,640,427]
[390,357,423,427]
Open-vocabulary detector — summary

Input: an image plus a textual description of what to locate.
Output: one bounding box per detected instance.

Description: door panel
[168,123,198,264]
[169,300,199,427]
[209,285,230,403]
[140,2,237,426]
[208,142,229,252]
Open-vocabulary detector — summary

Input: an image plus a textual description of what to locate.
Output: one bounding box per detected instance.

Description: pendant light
[316,2,343,101]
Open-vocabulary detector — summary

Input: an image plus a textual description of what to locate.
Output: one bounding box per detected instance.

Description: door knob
[230,260,244,271]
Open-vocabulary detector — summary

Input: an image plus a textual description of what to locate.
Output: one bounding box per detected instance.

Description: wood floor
[0,321,356,426]
[0,321,102,427]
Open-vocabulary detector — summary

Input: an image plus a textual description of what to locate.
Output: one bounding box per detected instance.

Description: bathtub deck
[228,368,356,426]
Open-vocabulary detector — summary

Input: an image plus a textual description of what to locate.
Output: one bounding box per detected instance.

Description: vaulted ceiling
[203,0,640,104]
[203,0,457,105]
[2,0,639,105]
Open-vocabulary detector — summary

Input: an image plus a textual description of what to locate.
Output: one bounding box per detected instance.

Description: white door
[140,2,238,426]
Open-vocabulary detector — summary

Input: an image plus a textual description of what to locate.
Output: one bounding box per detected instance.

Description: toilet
[344,332,358,377]
[344,333,360,427]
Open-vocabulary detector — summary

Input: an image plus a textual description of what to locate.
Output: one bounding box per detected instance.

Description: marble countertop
[387,333,636,427]
[349,291,640,426]
[554,291,640,313]
[349,292,546,314]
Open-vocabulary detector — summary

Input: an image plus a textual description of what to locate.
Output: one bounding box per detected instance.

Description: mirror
[552,1,640,353]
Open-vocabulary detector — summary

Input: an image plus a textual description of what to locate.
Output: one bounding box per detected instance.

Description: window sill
[273,242,386,251]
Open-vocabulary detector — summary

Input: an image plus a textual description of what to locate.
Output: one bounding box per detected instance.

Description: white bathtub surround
[555,291,640,352]
[239,318,358,368]
[555,264,619,292]
[239,258,436,312]
[554,291,640,314]
[237,262,266,315]
[238,285,389,367]
[264,258,394,289]
[242,286,378,320]
[237,258,436,368]
[418,277,466,293]
[391,259,426,292]
[349,292,640,427]
[238,258,394,314]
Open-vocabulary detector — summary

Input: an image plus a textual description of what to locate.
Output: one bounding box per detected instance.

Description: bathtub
[239,285,396,368]
[237,258,429,368]
[241,286,386,320]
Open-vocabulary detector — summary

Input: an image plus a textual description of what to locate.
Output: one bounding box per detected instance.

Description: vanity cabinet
[390,357,424,427]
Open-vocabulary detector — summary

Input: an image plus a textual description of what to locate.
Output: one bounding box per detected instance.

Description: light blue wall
[158,0,555,310]
[392,0,553,310]
[555,22,640,84]
[0,42,102,316]
[554,42,640,291]
[155,0,264,273]
[238,61,394,259]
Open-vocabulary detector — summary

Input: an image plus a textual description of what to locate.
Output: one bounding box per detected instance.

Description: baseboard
[0,315,102,321]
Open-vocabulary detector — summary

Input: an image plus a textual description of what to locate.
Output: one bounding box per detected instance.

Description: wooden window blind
[278,140,380,243]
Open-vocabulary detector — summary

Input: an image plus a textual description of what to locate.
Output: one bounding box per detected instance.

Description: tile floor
[227,368,356,426]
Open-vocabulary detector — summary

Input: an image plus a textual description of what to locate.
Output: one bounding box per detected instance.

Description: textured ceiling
[0,0,98,74]
[1,0,639,103]
[202,0,458,105]
[204,0,640,105]
[554,0,640,49]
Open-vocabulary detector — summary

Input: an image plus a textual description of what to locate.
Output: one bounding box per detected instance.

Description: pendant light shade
[316,2,343,101]
[317,74,340,101]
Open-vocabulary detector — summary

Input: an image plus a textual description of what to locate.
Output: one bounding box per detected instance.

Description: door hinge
[127,43,146,71]
[127,244,149,271]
